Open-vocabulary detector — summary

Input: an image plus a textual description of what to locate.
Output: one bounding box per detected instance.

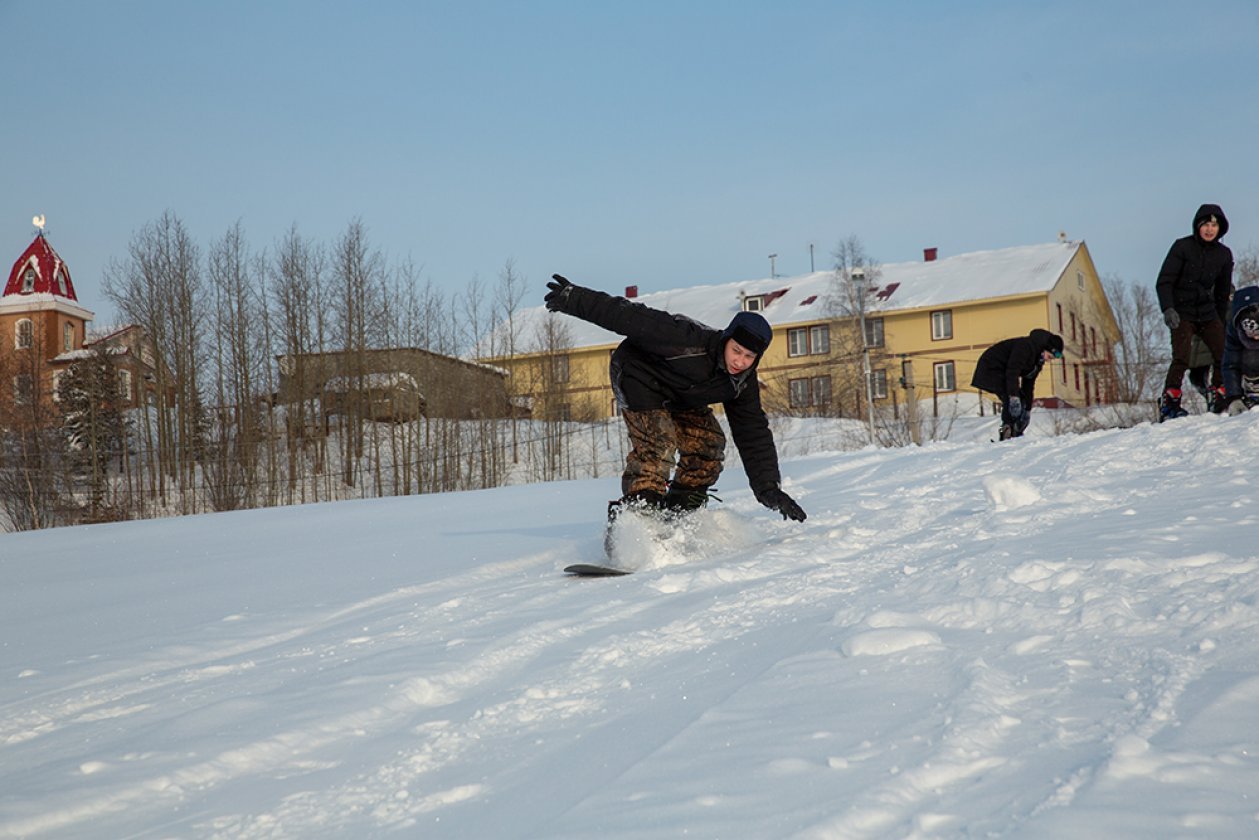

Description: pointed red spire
[5,231,78,300]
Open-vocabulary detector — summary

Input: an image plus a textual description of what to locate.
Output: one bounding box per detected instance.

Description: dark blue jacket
[1221,285,1259,399]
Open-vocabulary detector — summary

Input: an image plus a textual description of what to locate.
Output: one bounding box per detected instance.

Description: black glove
[1007,396,1023,419]
[545,274,574,312]
[1163,308,1180,330]
[755,486,807,522]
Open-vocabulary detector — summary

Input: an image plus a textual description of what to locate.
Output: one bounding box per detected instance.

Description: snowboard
[564,563,632,577]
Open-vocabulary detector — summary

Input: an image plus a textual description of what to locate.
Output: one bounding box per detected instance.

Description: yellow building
[479,240,1119,421]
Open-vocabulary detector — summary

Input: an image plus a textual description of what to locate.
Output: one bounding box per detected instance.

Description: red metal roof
[4,232,78,300]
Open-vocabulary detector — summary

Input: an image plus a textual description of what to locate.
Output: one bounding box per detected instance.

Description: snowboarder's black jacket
[970,329,1060,403]
[549,284,782,495]
[1155,204,1234,324]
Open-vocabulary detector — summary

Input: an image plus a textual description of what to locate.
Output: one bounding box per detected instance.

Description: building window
[809,324,830,355]
[1070,312,1077,341]
[1073,364,1080,391]
[931,310,953,341]
[13,374,33,404]
[788,375,831,409]
[1077,270,1085,290]
[811,375,831,407]
[787,324,830,357]
[63,323,74,352]
[864,317,885,348]
[16,319,33,349]
[551,354,570,383]
[789,378,810,407]
[56,268,69,296]
[871,369,888,399]
[787,329,807,357]
[1057,303,1064,333]
[743,295,764,312]
[119,370,133,402]
[934,361,956,392]
[22,266,36,292]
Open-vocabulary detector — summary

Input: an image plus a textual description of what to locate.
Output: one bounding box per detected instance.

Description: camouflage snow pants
[621,407,726,498]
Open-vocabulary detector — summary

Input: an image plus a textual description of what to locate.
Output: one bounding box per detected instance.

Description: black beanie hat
[723,311,772,355]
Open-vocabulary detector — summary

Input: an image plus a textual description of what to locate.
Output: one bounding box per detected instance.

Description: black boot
[1158,388,1189,422]
[663,484,717,514]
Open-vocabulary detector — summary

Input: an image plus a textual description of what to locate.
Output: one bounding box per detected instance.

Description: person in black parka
[1155,203,1234,419]
[544,274,805,521]
[970,328,1064,440]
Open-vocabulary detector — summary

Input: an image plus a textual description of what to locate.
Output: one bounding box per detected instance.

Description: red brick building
[0,230,94,411]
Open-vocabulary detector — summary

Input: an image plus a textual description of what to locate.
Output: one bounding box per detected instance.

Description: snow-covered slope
[3,413,1258,838]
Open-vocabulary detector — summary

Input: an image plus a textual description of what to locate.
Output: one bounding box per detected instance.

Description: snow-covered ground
[3,411,1258,838]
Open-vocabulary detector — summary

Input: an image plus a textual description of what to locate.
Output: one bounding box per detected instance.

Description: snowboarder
[1221,285,1259,415]
[970,329,1064,440]
[1155,203,1234,419]
[544,275,806,522]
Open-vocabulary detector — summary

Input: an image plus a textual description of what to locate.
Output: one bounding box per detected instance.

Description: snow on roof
[53,347,127,362]
[486,241,1082,353]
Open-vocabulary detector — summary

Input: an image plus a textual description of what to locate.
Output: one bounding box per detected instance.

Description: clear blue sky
[2,0,1256,327]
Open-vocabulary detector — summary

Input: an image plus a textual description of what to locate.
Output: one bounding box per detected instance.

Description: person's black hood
[1231,285,1259,349]
[1193,203,1229,241]
[1029,328,1063,355]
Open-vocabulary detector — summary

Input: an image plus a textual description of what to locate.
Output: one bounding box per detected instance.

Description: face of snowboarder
[1198,218,1220,242]
[724,338,758,374]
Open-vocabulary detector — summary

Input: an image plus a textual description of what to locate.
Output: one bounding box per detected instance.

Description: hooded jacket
[549,283,782,494]
[1221,285,1259,399]
[1155,204,1234,323]
[970,329,1063,403]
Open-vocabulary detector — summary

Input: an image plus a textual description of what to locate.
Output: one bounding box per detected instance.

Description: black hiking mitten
[756,486,806,522]
[545,275,574,312]
[1163,308,1180,330]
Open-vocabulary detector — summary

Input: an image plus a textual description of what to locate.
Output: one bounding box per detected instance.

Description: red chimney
[924,247,938,262]
[625,285,638,298]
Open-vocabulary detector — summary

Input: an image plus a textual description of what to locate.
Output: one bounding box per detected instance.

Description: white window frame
[787,324,830,358]
[742,295,764,312]
[933,361,956,392]
[864,317,885,348]
[119,369,133,402]
[809,324,830,355]
[21,266,36,292]
[871,369,888,399]
[16,318,33,349]
[810,375,831,407]
[787,328,809,357]
[931,310,953,341]
[788,378,811,408]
